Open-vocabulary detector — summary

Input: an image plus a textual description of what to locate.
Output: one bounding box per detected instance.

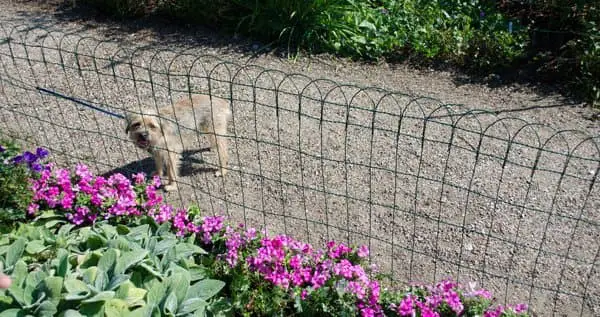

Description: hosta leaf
[78,252,101,269]
[163,291,178,316]
[0,308,25,317]
[104,298,129,316]
[115,280,147,307]
[97,249,117,274]
[6,238,26,268]
[81,291,115,303]
[114,250,148,275]
[177,298,207,316]
[185,279,225,301]
[98,224,118,238]
[57,223,75,237]
[188,266,207,282]
[109,236,132,251]
[25,240,47,254]
[24,270,48,305]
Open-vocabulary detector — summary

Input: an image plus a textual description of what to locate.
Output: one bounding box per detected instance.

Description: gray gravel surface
[0,3,599,316]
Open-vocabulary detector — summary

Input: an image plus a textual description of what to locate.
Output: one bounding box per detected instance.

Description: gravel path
[0,3,599,316]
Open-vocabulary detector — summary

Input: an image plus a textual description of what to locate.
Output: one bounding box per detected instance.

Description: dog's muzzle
[136,132,150,148]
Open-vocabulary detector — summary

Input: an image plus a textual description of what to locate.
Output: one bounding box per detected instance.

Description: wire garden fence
[0,24,598,316]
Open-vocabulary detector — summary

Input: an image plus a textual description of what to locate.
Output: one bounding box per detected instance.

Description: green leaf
[186,279,225,301]
[55,248,69,277]
[115,280,147,308]
[163,291,178,316]
[93,269,109,291]
[146,280,166,307]
[34,300,58,317]
[43,276,63,303]
[59,310,84,317]
[114,250,148,275]
[139,262,163,279]
[168,266,190,306]
[82,267,98,286]
[104,298,129,316]
[358,20,376,31]
[25,240,47,254]
[129,305,156,317]
[81,291,115,303]
[64,278,91,300]
[6,238,26,268]
[11,260,27,286]
[106,274,131,291]
[0,308,25,317]
[188,266,207,282]
[154,239,177,255]
[174,243,207,258]
[126,224,149,240]
[97,249,117,274]
[79,302,104,317]
[177,298,207,315]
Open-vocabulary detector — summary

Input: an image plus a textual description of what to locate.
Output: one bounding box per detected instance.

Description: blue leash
[36,87,125,119]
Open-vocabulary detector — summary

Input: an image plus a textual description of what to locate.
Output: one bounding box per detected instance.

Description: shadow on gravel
[102,148,215,180]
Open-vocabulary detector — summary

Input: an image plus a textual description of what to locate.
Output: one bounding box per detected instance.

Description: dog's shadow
[102,148,216,179]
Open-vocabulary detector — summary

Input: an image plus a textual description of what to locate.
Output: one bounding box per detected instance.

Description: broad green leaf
[106,274,131,291]
[177,298,207,316]
[146,280,166,306]
[174,243,207,258]
[64,278,90,300]
[79,302,104,317]
[11,260,27,286]
[6,238,26,268]
[97,249,117,274]
[99,224,118,238]
[168,266,190,306]
[57,223,75,237]
[114,250,148,275]
[186,279,225,301]
[358,20,377,31]
[81,291,115,303]
[59,310,84,317]
[0,308,24,317]
[43,276,63,303]
[85,233,106,250]
[116,224,130,235]
[139,262,163,279]
[82,267,98,285]
[163,291,178,316]
[25,240,47,254]
[154,239,177,255]
[188,266,207,282]
[34,300,58,317]
[55,248,69,277]
[104,298,129,316]
[0,236,9,245]
[93,269,109,291]
[78,252,101,269]
[129,304,157,317]
[109,236,132,251]
[126,224,149,240]
[44,220,65,229]
[115,280,147,307]
[24,270,48,305]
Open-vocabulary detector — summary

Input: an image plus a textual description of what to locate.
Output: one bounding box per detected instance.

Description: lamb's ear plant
[0,220,229,316]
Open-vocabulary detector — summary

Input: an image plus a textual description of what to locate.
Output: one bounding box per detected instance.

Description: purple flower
[10,154,24,164]
[30,162,43,173]
[36,147,49,159]
[357,245,369,258]
[0,145,5,152]
[23,151,37,163]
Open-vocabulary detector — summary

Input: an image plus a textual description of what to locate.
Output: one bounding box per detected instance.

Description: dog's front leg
[163,150,179,192]
[153,150,164,178]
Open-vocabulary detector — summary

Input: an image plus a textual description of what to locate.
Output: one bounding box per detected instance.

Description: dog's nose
[139,131,149,139]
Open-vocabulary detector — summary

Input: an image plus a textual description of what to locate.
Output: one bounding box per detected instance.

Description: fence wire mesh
[0,24,598,316]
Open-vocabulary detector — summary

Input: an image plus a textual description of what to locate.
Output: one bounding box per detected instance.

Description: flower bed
[0,142,530,316]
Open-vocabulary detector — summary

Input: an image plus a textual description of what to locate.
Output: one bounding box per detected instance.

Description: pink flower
[357,245,370,258]
[397,294,415,316]
[27,203,39,216]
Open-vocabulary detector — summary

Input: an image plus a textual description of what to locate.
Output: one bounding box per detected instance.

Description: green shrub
[0,219,228,316]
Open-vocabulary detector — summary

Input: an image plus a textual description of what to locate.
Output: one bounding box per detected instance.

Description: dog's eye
[131,123,141,129]
[147,123,158,129]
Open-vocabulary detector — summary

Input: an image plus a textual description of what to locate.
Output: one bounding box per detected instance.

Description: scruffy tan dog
[125,94,231,191]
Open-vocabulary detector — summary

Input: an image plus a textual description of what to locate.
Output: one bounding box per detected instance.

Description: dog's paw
[164,184,178,192]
